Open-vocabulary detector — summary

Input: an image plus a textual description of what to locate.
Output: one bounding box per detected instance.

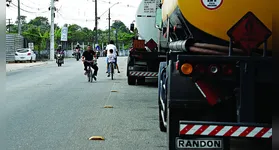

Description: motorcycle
[72,49,81,61]
[75,50,81,61]
[56,52,64,67]
[96,51,100,59]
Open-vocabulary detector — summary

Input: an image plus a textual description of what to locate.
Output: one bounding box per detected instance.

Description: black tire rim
[111,63,114,80]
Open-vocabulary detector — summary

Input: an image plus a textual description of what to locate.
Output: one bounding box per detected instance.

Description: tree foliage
[6,16,135,50]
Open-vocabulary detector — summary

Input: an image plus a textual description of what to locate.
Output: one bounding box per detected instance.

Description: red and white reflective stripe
[179,124,272,138]
[129,71,158,77]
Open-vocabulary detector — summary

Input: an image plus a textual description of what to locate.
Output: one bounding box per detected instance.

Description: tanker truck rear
[127,0,167,85]
[155,0,273,149]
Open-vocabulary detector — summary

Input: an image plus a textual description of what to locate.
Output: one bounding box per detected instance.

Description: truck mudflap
[176,121,272,149]
[129,71,158,77]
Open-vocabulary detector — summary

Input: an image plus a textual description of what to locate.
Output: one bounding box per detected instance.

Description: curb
[6,61,50,72]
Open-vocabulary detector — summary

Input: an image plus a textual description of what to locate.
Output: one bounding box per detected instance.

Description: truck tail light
[178,62,234,77]
[176,61,179,70]
[222,64,233,75]
[181,63,193,75]
[173,25,177,32]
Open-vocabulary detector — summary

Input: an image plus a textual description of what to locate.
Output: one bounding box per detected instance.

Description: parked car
[15,48,36,63]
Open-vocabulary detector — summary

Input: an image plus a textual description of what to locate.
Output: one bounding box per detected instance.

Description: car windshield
[17,49,29,53]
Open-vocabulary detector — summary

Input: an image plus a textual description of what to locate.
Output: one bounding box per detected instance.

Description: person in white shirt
[106,40,120,73]
[107,49,117,77]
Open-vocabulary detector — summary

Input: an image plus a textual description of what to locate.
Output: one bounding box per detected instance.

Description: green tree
[17,15,134,52]
[22,24,43,53]
[110,20,136,49]
[28,17,50,33]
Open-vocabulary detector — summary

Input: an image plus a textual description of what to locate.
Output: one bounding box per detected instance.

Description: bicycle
[108,62,115,80]
[84,60,96,82]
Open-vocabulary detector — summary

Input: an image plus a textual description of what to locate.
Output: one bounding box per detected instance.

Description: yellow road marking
[88,136,105,141]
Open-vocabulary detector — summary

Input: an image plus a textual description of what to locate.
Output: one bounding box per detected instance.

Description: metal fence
[34,49,129,59]
[6,34,24,62]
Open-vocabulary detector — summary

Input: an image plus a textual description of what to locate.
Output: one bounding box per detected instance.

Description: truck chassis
[127,50,166,85]
[158,52,272,150]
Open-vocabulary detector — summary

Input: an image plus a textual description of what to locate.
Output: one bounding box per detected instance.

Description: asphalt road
[4,57,167,150]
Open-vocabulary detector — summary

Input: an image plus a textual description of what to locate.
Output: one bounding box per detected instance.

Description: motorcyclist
[55,45,64,59]
[75,44,81,59]
[81,45,99,81]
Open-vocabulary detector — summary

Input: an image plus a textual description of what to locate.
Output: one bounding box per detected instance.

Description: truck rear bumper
[179,121,272,139]
[129,71,158,77]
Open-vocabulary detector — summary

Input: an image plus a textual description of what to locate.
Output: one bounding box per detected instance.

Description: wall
[6,34,24,62]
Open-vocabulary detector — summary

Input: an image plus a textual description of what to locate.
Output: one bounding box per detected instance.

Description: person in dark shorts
[81,46,99,80]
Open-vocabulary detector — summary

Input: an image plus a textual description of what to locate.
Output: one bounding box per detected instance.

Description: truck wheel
[128,76,136,85]
[159,105,167,132]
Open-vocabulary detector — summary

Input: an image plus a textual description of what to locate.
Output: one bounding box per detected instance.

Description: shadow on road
[134,79,158,88]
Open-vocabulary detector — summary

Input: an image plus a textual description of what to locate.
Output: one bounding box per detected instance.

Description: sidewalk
[6,61,53,72]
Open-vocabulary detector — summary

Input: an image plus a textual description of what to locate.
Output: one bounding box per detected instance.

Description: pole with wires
[95,0,98,48]
[6,19,12,33]
[49,0,55,60]
[108,8,111,43]
[17,0,21,35]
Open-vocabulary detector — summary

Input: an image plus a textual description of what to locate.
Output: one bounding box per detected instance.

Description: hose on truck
[168,39,245,55]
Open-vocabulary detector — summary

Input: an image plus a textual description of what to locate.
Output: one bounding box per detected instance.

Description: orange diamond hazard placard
[227,11,272,54]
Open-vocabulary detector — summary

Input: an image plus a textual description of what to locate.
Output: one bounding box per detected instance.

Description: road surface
[3,57,271,150]
[4,57,167,150]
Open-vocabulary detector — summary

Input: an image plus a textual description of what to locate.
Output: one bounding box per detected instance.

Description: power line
[57,11,95,22]
[10,2,48,13]
[20,2,47,10]
[24,0,49,7]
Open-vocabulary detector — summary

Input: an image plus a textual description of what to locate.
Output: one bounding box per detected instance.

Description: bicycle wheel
[87,67,90,82]
[110,63,114,80]
[90,68,93,82]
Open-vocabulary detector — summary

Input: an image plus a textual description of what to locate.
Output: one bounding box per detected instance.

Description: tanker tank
[161,0,275,51]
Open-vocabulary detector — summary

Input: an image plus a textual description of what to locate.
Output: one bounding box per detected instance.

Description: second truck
[127,0,167,85]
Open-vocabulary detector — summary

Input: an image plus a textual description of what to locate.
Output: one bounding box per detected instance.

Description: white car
[15,48,36,63]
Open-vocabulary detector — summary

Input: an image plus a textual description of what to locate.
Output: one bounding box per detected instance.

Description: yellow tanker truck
[154,0,273,149]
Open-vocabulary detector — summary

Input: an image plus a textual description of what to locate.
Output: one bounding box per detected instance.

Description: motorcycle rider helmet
[57,45,62,50]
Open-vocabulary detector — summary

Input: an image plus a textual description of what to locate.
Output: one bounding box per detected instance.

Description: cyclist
[107,49,116,77]
[105,40,120,73]
[81,46,99,81]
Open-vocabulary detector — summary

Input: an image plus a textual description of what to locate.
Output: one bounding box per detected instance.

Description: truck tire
[128,76,136,85]
[158,62,167,132]
[159,105,167,132]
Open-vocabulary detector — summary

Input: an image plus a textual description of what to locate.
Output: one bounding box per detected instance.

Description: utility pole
[115,29,118,49]
[6,19,11,33]
[95,0,98,48]
[108,8,111,43]
[17,0,21,35]
[49,0,55,60]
